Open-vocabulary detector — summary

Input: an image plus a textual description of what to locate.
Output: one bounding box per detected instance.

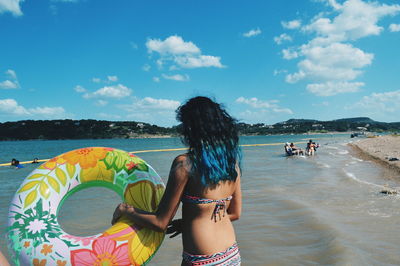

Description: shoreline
[0,131,353,142]
[348,135,400,176]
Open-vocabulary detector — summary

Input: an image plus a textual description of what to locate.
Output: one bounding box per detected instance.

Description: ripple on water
[239,196,348,265]
[343,170,387,189]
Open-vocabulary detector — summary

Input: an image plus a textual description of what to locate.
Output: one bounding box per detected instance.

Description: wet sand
[349,135,400,175]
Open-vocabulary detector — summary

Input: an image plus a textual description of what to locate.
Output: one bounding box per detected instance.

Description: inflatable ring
[7,147,165,266]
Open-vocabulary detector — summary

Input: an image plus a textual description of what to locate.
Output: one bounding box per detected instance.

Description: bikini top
[181,194,233,221]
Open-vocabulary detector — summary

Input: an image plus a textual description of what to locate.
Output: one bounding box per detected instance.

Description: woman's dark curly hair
[176,96,241,186]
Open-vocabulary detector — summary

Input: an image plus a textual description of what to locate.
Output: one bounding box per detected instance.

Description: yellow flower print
[124,180,164,212]
[62,147,111,169]
[41,156,66,170]
[80,161,114,183]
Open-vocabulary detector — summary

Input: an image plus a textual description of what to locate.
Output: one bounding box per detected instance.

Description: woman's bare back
[180,155,241,254]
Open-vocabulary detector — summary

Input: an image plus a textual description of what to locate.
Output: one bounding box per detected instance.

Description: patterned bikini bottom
[182,242,241,265]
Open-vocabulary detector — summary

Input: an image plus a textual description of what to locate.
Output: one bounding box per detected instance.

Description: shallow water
[1,135,399,265]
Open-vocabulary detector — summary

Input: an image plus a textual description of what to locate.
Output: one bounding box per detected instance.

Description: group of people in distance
[10,158,39,169]
[285,139,319,156]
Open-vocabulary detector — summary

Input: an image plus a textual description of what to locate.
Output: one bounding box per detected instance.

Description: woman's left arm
[227,164,242,221]
[112,155,189,232]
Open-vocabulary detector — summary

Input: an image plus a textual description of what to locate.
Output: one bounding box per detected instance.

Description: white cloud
[5,69,17,79]
[243,28,262,37]
[83,84,132,99]
[273,69,288,76]
[132,97,180,110]
[235,109,292,125]
[312,101,330,107]
[0,80,18,89]
[29,106,66,117]
[274,33,292,44]
[288,43,373,83]
[235,97,293,114]
[0,69,19,89]
[153,77,160,83]
[74,85,86,93]
[130,42,138,49]
[282,20,302,29]
[118,97,181,126]
[304,0,400,41]
[95,100,108,106]
[282,0,398,96]
[306,81,364,96]
[91,76,118,84]
[162,73,189,81]
[147,35,200,55]
[155,59,164,68]
[285,71,306,83]
[174,55,224,68]
[0,98,29,115]
[350,90,400,119]
[0,98,67,118]
[302,42,373,69]
[324,0,342,10]
[389,23,400,32]
[142,64,151,71]
[107,75,118,82]
[282,48,299,59]
[0,0,23,16]
[146,35,224,69]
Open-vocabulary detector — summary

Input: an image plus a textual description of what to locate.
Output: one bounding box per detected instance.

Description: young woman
[112,96,242,265]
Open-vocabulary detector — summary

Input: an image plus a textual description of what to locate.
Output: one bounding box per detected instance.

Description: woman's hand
[112,203,134,225]
[166,219,182,238]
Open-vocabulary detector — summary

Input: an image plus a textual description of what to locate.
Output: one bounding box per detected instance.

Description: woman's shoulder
[170,154,192,178]
[173,153,192,166]
[173,153,191,166]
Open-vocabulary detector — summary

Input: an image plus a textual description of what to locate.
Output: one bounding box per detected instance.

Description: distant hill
[0,117,399,140]
[0,119,177,141]
[237,117,400,135]
[279,119,319,124]
[332,117,376,123]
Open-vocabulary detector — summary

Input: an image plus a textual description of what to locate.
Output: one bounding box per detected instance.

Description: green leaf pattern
[103,150,149,173]
[18,167,70,209]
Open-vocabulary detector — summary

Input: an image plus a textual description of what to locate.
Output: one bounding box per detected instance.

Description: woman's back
[181,164,239,254]
[113,96,242,265]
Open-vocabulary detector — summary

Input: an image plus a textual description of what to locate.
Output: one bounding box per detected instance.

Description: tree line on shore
[0,117,399,141]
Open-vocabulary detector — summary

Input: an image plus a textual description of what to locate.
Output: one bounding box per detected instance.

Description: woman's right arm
[112,155,189,231]
[227,166,242,221]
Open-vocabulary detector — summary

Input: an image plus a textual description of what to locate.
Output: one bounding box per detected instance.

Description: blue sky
[1,0,400,127]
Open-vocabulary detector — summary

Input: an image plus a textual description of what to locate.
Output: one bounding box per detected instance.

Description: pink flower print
[70,238,130,266]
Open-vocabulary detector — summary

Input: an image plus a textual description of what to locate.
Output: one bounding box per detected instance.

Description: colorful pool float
[7,147,165,266]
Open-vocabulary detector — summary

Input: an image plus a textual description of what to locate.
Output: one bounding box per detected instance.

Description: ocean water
[1,134,400,265]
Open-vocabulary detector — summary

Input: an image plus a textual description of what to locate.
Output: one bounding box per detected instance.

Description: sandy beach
[350,135,400,175]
